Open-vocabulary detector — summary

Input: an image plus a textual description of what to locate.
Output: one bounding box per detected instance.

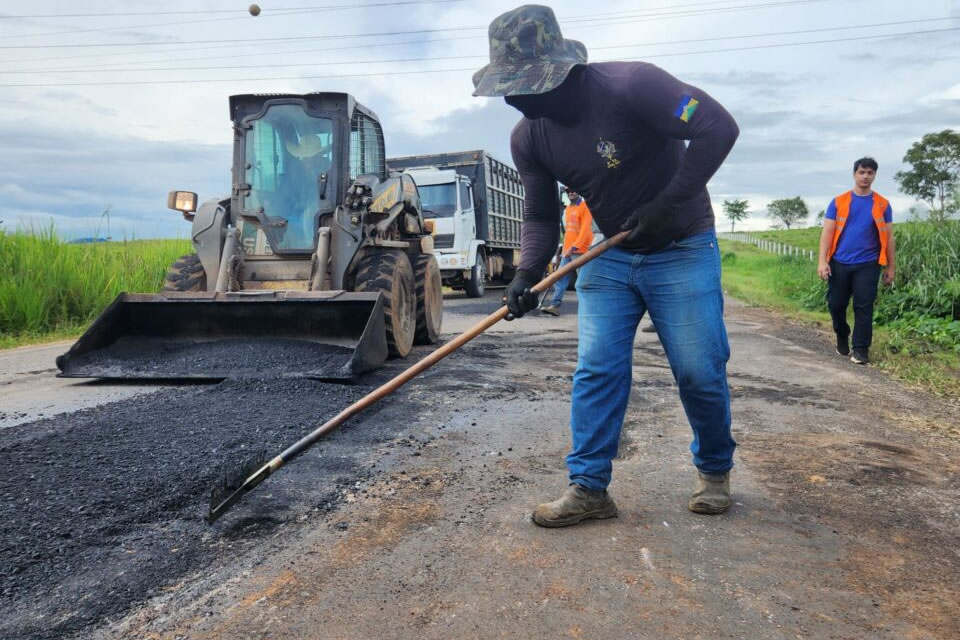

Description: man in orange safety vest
[540,187,593,316]
[817,157,896,365]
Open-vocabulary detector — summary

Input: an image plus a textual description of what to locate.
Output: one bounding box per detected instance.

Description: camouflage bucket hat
[472,4,587,97]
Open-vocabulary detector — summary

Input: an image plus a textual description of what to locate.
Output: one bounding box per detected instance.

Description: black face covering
[504,67,585,124]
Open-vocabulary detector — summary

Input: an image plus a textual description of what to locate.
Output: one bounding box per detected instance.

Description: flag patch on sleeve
[675,95,700,122]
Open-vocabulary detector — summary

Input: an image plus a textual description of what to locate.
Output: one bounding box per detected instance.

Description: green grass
[719,236,960,399]
[0,225,191,348]
[748,227,822,252]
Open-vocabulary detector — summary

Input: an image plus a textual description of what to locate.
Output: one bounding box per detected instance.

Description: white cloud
[2,0,959,236]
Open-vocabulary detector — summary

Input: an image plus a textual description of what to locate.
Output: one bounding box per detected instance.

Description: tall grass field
[0,226,191,347]
[719,220,960,397]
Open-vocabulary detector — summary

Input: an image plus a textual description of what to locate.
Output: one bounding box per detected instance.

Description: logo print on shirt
[675,94,700,122]
[596,138,621,169]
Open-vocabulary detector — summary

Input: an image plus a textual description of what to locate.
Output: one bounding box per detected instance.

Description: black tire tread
[163,253,206,292]
[412,253,442,345]
[464,253,485,298]
[354,250,416,358]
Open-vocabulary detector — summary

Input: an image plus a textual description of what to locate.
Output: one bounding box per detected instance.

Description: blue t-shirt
[825,192,893,264]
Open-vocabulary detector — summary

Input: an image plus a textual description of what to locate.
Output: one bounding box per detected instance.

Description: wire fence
[718,232,817,261]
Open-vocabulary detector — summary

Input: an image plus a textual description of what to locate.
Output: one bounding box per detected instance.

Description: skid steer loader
[56,92,443,381]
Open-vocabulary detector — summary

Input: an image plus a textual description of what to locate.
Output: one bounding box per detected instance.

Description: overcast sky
[1,0,958,238]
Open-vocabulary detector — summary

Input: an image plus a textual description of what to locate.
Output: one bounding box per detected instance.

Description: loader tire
[354,250,416,358]
[413,253,443,345]
[163,253,206,292]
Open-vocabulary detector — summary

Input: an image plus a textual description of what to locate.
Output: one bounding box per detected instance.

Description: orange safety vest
[562,200,594,255]
[827,191,891,266]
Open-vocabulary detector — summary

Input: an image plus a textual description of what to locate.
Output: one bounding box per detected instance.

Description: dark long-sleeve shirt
[510,61,740,274]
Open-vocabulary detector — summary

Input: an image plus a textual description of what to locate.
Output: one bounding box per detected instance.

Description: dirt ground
[1,290,958,640]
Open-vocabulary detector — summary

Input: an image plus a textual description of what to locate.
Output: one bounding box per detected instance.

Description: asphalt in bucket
[0,375,414,640]
[58,337,363,380]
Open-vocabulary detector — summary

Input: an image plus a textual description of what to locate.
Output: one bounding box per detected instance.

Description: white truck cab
[403,167,486,296]
[389,150,524,298]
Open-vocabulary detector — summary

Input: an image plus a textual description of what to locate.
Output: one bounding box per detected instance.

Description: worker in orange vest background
[540,187,593,316]
[817,157,896,365]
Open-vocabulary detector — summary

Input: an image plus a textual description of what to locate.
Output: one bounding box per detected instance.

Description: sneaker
[850,349,868,365]
[688,471,731,515]
[532,484,618,528]
[641,324,657,333]
[836,335,849,356]
[540,305,560,316]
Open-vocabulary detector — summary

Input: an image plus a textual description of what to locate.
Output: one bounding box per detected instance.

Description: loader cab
[229,92,386,256]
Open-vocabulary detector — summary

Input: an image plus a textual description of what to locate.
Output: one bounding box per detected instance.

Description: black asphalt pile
[59,337,362,380]
[0,375,410,640]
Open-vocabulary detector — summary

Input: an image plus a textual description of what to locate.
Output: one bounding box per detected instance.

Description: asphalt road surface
[1,290,958,640]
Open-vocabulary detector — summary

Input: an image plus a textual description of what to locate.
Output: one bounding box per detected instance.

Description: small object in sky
[248,3,261,16]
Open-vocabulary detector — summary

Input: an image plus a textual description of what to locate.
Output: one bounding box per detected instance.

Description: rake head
[207,451,275,524]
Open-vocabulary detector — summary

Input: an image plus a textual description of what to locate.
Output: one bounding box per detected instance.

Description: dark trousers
[826,259,881,351]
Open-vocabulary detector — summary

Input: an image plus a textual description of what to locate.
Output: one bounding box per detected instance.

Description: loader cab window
[243,104,336,252]
[417,183,457,218]
[349,112,385,180]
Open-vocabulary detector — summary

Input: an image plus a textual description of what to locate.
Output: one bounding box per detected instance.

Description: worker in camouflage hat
[472,4,587,97]
[475,5,741,528]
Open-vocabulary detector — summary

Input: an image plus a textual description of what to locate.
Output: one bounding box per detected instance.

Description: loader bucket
[55,291,388,381]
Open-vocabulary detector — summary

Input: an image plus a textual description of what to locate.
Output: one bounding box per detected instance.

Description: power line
[3,54,484,75]
[0,0,459,19]
[0,0,773,22]
[634,26,960,58]
[1,0,466,41]
[1,25,954,88]
[9,35,482,70]
[2,0,826,68]
[0,0,828,50]
[5,17,949,76]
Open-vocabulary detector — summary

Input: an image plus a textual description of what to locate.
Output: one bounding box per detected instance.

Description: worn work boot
[688,471,731,515]
[540,305,560,316]
[532,484,618,528]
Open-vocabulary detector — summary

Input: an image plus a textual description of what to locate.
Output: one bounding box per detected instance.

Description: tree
[722,199,749,232]
[767,197,809,230]
[894,129,960,222]
[815,209,826,225]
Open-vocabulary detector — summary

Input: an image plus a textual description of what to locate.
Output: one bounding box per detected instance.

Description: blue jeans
[568,231,735,490]
[548,255,575,307]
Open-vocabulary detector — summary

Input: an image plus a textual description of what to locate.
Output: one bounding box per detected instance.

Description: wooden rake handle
[273,230,631,466]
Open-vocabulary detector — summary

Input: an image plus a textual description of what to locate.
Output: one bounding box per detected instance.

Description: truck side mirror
[167,190,198,215]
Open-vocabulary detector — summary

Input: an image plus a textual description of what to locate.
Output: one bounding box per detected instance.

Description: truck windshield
[418,183,457,218]
[243,104,335,251]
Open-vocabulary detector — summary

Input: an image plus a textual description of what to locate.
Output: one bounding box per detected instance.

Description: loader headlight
[167,190,198,214]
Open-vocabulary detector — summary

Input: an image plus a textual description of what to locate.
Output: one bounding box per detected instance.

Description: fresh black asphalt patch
[0,374,418,640]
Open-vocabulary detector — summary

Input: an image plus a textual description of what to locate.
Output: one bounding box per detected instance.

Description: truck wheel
[464,254,485,298]
[354,250,416,358]
[413,254,443,345]
[163,253,206,292]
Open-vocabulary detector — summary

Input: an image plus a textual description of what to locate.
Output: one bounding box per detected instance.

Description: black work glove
[619,196,674,244]
[502,269,540,320]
